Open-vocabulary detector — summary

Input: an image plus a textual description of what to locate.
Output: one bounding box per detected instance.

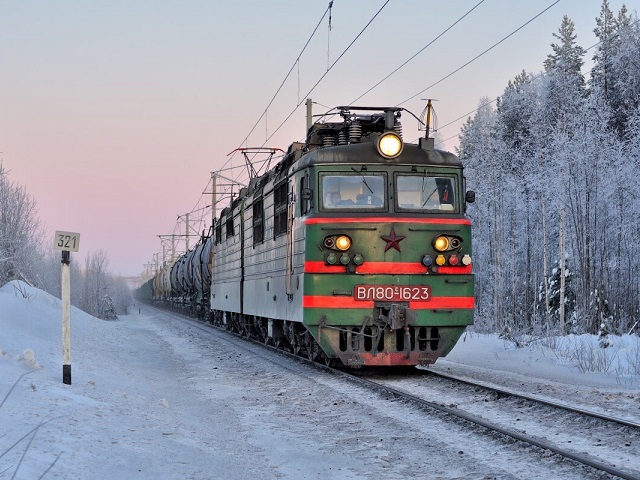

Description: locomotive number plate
[354,285,431,301]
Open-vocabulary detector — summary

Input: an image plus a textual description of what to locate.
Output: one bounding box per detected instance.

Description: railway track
[151,305,640,480]
[422,368,640,429]
[349,369,640,480]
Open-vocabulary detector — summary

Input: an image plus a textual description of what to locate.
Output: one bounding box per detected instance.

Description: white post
[61,250,72,385]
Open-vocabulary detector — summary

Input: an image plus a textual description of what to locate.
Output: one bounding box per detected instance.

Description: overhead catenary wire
[236,0,391,186]
[349,0,486,106]
[217,2,335,178]
[396,0,562,107]
[433,16,640,147]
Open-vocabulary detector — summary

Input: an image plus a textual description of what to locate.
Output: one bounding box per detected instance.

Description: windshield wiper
[422,187,439,208]
[351,168,373,193]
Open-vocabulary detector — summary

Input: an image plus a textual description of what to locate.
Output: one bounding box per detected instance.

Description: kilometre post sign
[55,230,79,385]
[54,231,80,252]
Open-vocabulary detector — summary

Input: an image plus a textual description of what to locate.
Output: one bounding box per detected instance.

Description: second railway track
[351,369,640,480]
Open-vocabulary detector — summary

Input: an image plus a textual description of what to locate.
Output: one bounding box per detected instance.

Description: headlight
[335,235,351,251]
[433,236,450,252]
[377,132,403,158]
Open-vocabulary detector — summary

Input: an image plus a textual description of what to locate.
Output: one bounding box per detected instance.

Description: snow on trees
[460,3,640,336]
[0,164,42,285]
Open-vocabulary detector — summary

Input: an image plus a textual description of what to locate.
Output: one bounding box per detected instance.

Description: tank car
[209,105,475,367]
[149,232,213,316]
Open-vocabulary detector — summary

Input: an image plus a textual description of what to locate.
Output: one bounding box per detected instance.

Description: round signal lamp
[462,254,472,266]
[377,132,404,158]
[422,255,433,267]
[433,236,450,252]
[353,254,364,265]
[449,254,459,266]
[340,254,351,265]
[435,255,446,266]
[335,235,352,251]
[326,253,337,265]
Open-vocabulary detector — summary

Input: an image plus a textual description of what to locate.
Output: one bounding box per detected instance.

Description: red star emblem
[380,228,405,252]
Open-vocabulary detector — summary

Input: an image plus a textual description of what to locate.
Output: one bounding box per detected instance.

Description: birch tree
[457,98,499,330]
[80,250,118,320]
[0,164,42,286]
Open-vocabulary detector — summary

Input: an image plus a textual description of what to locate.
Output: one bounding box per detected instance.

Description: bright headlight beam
[377,133,403,158]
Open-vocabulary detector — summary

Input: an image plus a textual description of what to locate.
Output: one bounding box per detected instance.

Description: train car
[149,232,213,316]
[209,105,475,367]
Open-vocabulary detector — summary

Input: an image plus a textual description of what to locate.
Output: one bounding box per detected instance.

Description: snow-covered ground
[1,280,639,479]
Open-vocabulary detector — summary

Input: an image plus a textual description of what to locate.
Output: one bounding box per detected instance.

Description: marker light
[433,236,450,252]
[449,254,459,266]
[461,254,472,266]
[353,254,364,265]
[340,254,351,265]
[422,255,433,267]
[335,235,352,251]
[435,255,446,266]
[326,253,337,265]
[377,132,404,158]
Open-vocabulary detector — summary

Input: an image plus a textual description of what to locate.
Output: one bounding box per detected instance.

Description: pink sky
[0,1,622,276]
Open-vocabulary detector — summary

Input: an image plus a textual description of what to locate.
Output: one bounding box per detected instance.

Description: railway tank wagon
[210,105,475,367]
[148,232,213,316]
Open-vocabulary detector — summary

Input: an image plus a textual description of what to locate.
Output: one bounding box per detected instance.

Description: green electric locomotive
[210,105,475,367]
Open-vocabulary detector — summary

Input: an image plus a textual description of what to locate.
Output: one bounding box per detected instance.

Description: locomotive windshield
[396,174,456,212]
[321,173,385,209]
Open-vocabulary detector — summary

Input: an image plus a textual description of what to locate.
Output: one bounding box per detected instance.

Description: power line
[216,2,334,179]
[349,0,486,105]
[434,17,640,147]
[236,0,391,186]
[396,0,562,106]
[235,3,333,157]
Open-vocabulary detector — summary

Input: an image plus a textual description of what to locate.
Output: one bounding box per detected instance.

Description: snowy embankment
[1,280,639,479]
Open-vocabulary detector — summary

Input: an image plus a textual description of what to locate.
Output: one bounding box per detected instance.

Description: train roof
[292,141,461,172]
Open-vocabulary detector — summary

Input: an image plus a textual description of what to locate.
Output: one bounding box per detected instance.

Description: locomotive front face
[300,149,474,367]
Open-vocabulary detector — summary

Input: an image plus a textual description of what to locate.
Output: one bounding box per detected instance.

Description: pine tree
[543,16,587,130]
[544,259,576,333]
[591,0,618,97]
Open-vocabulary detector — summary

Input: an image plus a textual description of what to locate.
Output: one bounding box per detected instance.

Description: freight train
[138,104,475,367]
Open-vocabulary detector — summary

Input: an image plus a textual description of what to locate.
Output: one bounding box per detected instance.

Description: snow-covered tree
[457,98,500,330]
[0,164,43,286]
[80,250,118,320]
[543,15,587,131]
[458,10,640,337]
[591,0,619,97]
[543,259,576,333]
[591,1,640,137]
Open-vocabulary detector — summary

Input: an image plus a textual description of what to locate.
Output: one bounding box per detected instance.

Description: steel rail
[339,373,640,480]
[424,368,640,429]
